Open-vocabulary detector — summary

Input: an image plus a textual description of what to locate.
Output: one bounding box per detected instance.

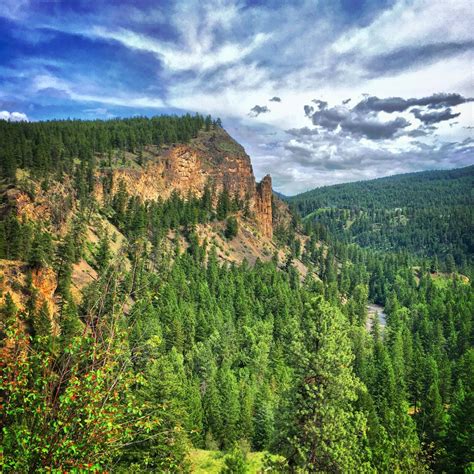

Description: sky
[0,0,473,195]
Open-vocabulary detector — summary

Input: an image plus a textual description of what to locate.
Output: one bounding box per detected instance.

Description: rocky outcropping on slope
[99,128,275,238]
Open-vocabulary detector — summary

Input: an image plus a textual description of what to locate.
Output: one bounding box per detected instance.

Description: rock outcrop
[255,175,273,239]
[0,261,59,334]
[99,128,275,238]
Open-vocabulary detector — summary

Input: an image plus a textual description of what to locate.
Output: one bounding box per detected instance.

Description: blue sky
[0,0,473,194]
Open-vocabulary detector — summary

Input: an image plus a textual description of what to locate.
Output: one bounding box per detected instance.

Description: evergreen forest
[0,116,472,473]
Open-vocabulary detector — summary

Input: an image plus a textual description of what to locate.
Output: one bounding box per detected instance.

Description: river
[366,303,387,331]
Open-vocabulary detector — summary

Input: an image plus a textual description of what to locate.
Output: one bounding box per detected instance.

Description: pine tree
[218,365,241,449]
[56,233,76,297]
[220,443,248,474]
[217,188,231,220]
[205,115,212,132]
[444,349,474,472]
[120,345,190,472]
[280,296,370,472]
[0,293,18,334]
[95,233,111,273]
[225,217,238,239]
[28,231,54,268]
[253,386,274,450]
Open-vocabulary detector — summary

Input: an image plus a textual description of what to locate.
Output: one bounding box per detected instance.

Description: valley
[0,116,472,473]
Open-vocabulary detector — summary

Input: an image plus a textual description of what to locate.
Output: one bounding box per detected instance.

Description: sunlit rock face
[97,128,275,238]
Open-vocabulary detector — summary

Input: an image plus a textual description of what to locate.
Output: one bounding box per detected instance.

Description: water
[366,303,387,331]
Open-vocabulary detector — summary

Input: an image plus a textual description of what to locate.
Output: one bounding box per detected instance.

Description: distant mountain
[288,165,474,214]
[272,190,288,200]
[288,166,474,269]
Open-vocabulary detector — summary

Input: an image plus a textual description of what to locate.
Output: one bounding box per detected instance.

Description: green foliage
[0,293,18,337]
[0,265,172,472]
[225,216,238,239]
[0,114,207,182]
[290,165,474,211]
[443,349,474,473]
[289,165,474,272]
[0,215,34,261]
[217,188,232,220]
[28,230,54,269]
[1,118,471,473]
[95,232,112,273]
[279,296,371,472]
[220,443,248,474]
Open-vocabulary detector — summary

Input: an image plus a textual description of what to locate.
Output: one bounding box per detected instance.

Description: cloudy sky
[1,0,473,194]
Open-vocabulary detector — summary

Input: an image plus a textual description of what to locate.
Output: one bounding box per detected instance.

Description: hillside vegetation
[0,116,472,473]
[288,166,474,273]
[289,166,473,211]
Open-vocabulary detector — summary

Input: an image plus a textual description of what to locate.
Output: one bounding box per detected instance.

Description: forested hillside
[288,166,474,274]
[289,166,473,211]
[1,116,472,473]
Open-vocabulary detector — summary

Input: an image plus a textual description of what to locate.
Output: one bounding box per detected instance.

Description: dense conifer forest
[288,166,474,275]
[0,116,472,472]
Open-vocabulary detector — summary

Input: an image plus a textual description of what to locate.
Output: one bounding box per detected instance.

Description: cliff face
[100,128,274,238]
[256,175,273,239]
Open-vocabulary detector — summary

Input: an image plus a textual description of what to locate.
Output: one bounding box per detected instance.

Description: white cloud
[32,73,165,108]
[4,0,473,194]
[0,110,29,121]
[90,0,271,74]
[333,0,473,56]
[92,26,270,73]
[0,0,30,20]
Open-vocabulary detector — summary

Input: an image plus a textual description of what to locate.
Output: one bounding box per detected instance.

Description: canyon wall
[100,128,274,238]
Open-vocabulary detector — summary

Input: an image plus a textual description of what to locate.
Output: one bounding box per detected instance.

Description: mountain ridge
[287,164,474,212]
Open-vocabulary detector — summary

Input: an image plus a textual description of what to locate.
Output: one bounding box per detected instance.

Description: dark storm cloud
[354,96,411,113]
[285,126,319,137]
[304,90,473,141]
[354,93,473,113]
[365,41,474,76]
[284,144,314,160]
[411,107,461,125]
[408,93,473,110]
[311,105,348,130]
[269,96,281,102]
[249,105,270,116]
[407,128,430,137]
[342,116,410,139]
[304,105,314,117]
[311,99,328,109]
[308,103,410,139]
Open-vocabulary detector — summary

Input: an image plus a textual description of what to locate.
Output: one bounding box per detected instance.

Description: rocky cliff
[98,128,274,238]
[256,175,273,239]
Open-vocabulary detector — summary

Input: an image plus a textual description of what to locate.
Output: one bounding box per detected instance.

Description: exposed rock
[255,175,273,239]
[98,128,277,238]
[272,193,293,230]
[31,267,57,311]
[0,261,59,335]
[71,260,98,304]
[2,180,73,232]
[3,188,43,222]
[31,266,59,336]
